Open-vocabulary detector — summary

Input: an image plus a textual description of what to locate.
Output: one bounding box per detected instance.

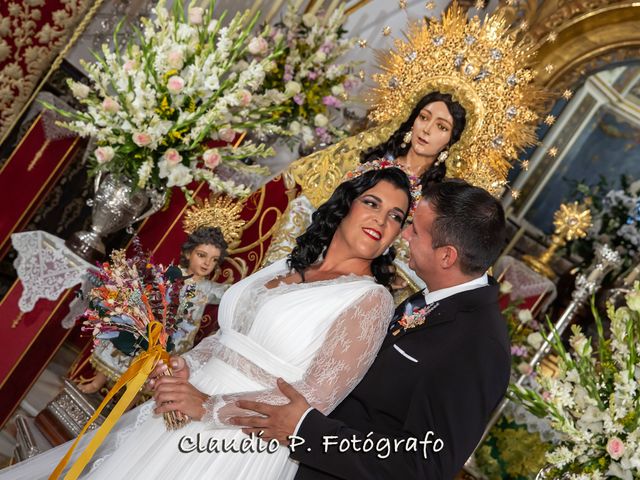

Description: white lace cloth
[11,231,94,313]
[494,256,557,312]
[0,259,395,480]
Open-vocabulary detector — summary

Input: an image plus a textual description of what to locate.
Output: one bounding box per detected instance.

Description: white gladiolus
[70,81,90,99]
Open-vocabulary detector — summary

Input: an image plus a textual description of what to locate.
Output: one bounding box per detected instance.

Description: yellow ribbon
[50,321,169,480]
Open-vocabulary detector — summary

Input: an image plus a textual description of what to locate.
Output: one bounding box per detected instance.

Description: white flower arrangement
[568,177,640,274]
[511,285,640,479]
[45,0,288,200]
[250,0,361,148]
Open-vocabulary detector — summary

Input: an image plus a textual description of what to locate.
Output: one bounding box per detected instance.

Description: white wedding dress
[1,258,394,480]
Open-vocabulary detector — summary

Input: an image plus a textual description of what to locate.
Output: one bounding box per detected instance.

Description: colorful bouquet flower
[82,241,191,359]
[46,0,289,200]
[250,0,361,148]
[510,285,640,479]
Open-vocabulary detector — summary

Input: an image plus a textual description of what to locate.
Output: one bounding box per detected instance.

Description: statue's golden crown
[182,195,245,248]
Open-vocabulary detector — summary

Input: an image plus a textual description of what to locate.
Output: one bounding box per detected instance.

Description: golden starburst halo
[367,4,548,195]
[182,194,245,249]
[553,202,592,241]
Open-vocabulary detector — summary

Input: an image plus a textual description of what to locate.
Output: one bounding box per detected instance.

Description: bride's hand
[148,356,190,388]
[152,376,208,420]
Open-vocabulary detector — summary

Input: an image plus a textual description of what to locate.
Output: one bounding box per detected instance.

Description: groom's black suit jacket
[291,279,510,480]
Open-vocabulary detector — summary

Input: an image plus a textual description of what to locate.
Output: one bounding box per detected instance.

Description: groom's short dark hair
[421,179,505,275]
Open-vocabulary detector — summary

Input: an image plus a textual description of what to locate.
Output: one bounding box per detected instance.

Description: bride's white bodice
[182,259,395,428]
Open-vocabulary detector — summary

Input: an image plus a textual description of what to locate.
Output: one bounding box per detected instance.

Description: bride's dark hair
[360,91,466,188]
[288,167,411,288]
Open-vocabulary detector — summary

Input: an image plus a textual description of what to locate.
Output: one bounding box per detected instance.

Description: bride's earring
[400,130,412,148]
[383,247,390,256]
[436,149,449,165]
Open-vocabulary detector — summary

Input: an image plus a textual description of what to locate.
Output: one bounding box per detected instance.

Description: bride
[1,166,411,480]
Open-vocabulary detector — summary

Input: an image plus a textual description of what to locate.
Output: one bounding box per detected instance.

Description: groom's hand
[230,378,310,445]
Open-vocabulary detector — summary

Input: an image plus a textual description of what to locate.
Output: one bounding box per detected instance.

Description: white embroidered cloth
[11,231,94,313]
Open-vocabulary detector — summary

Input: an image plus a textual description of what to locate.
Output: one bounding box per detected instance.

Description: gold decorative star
[562,89,573,100]
[399,0,407,8]
[521,159,529,171]
[475,0,486,9]
[548,147,559,157]
[546,31,558,43]
[358,39,368,48]
[511,189,520,200]
[544,115,556,126]
[382,26,392,36]
[544,64,554,74]
[358,69,366,80]
[425,1,436,9]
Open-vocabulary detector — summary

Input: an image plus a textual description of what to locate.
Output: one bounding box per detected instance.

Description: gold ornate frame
[493,1,640,90]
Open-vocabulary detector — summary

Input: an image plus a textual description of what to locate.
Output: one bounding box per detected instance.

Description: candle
[324,0,341,18]
[247,0,263,20]
[308,0,324,15]
[265,0,284,23]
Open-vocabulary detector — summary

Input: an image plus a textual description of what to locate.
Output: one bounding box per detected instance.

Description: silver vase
[66,174,165,261]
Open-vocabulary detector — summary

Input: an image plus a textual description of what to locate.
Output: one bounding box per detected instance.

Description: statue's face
[186,244,221,279]
[410,101,454,158]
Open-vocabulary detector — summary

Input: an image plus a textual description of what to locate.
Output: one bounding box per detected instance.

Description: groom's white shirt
[291,273,488,437]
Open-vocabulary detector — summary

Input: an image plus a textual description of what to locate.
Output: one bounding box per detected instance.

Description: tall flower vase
[66,173,166,261]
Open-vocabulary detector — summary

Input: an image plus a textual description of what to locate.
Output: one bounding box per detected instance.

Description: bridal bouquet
[251,0,360,148]
[510,286,640,479]
[81,239,192,428]
[47,0,288,200]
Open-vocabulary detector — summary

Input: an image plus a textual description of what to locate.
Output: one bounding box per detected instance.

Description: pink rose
[606,437,625,460]
[102,97,120,114]
[167,75,185,95]
[238,89,252,106]
[95,146,115,164]
[203,149,221,169]
[219,128,236,143]
[163,148,182,165]
[248,37,269,56]
[167,50,184,70]
[188,7,204,25]
[123,60,136,73]
[132,132,152,147]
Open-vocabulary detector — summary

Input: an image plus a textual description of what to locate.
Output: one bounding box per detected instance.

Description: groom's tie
[388,290,427,333]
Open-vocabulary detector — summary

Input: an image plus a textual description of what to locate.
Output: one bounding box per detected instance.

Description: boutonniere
[393,302,439,335]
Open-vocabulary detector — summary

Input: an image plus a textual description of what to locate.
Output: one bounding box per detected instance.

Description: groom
[231,179,511,479]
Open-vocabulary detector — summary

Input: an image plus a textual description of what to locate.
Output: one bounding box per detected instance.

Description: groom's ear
[439,245,459,269]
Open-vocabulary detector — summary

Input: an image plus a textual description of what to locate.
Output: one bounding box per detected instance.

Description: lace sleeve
[181,333,220,376]
[200,286,394,429]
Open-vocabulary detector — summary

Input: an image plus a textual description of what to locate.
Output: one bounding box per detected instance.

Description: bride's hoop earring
[400,130,412,148]
[435,149,448,166]
[383,247,390,256]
